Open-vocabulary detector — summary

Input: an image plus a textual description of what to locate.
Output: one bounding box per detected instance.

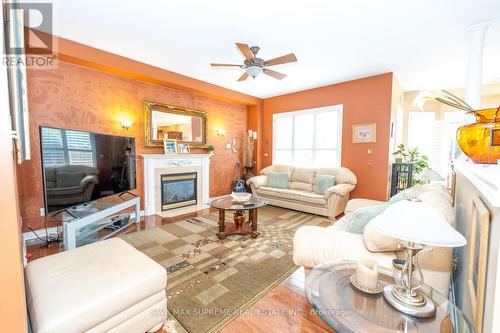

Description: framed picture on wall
[467,196,490,333]
[352,123,377,143]
[163,139,177,154]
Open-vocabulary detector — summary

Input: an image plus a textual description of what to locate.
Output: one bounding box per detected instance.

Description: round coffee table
[306,261,475,333]
[209,195,268,239]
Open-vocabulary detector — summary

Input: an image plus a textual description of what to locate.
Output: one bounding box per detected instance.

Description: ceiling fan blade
[263,68,287,80]
[236,43,254,60]
[237,72,249,81]
[210,63,242,67]
[263,53,297,67]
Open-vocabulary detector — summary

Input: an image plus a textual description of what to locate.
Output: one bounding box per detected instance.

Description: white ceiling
[39,0,500,98]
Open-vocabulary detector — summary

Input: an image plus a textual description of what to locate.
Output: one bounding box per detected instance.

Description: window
[273,105,343,167]
[41,128,95,167]
[407,111,465,177]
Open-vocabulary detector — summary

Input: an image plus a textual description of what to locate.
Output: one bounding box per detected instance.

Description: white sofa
[25,238,167,333]
[247,165,357,219]
[292,184,455,296]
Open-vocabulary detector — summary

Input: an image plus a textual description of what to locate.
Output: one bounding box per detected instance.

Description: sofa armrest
[323,183,355,199]
[246,175,267,189]
[80,175,99,187]
[292,226,395,269]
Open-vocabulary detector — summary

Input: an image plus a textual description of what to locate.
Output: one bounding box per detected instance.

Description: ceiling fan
[210,43,297,81]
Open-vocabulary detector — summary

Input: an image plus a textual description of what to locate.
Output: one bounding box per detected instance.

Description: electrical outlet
[225,143,231,150]
[40,207,46,216]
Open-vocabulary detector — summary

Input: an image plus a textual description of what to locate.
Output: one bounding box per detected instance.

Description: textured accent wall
[19,61,247,231]
[262,73,394,201]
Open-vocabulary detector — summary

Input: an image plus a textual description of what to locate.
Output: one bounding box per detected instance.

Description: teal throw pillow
[315,175,336,194]
[344,204,390,234]
[268,172,289,189]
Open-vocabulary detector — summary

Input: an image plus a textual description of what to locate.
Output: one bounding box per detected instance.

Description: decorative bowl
[456,108,500,164]
[231,192,251,203]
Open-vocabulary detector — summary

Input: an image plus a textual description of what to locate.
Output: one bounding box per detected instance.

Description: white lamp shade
[369,200,466,247]
[246,66,263,77]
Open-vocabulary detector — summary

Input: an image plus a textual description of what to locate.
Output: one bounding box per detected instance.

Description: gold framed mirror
[144,101,207,147]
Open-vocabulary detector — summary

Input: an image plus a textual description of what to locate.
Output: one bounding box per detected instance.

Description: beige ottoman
[25,238,167,333]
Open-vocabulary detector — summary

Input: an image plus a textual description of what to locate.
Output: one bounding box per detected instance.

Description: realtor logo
[3,2,57,68]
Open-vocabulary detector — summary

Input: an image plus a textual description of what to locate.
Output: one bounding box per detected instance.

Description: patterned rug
[121,206,331,333]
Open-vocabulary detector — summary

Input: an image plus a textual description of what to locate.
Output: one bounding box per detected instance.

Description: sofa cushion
[257,187,300,201]
[47,186,84,196]
[267,172,289,189]
[57,172,85,188]
[317,167,357,185]
[315,175,336,194]
[297,191,327,206]
[289,168,315,192]
[260,165,295,177]
[344,204,390,234]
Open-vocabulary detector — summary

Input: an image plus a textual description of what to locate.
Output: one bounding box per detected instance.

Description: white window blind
[407,111,464,177]
[41,128,94,167]
[273,105,343,167]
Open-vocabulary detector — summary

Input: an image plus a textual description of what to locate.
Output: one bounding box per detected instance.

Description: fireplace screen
[161,172,197,211]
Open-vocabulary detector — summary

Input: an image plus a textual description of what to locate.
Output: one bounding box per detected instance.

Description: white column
[464,22,490,109]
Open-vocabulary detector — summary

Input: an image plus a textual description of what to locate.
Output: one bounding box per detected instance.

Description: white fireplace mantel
[141,154,211,216]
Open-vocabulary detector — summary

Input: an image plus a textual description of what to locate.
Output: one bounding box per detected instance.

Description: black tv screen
[40,126,137,214]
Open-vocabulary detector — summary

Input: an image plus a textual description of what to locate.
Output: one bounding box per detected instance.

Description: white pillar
[464,22,490,109]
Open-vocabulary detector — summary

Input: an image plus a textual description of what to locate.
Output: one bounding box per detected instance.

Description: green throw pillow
[344,204,390,234]
[315,175,336,194]
[268,172,289,189]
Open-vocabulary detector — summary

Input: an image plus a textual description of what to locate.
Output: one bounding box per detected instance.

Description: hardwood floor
[26,210,334,333]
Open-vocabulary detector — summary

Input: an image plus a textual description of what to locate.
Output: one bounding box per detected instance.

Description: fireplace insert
[161,172,197,211]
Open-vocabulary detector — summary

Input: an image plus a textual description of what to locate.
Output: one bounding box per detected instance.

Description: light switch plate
[226,143,231,149]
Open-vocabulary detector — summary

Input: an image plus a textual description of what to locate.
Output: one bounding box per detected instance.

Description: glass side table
[306,261,475,333]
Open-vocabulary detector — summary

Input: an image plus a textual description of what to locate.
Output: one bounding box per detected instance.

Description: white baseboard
[23,226,60,242]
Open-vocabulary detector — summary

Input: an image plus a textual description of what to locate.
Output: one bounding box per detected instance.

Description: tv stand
[118,191,138,198]
[61,195,140,250]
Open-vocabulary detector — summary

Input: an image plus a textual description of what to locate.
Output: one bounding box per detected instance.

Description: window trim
[272,105,343,167]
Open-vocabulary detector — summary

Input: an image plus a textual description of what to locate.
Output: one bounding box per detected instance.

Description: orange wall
[19,61,248,231]
[262,73,394,201]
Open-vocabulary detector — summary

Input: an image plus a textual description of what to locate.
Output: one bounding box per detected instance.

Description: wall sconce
[216,129,226,137]
[120,119,132,130]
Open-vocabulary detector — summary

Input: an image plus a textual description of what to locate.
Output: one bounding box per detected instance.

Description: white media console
[61,195,140,250]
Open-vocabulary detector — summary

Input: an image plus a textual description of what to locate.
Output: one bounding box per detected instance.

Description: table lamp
[369,200,466,318]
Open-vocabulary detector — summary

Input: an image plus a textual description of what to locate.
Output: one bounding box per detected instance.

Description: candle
[355,259,379,290]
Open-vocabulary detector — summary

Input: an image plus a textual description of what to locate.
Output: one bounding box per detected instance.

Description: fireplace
[161,172,197,211]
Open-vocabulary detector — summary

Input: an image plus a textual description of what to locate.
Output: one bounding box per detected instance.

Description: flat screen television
[40,126,137,215]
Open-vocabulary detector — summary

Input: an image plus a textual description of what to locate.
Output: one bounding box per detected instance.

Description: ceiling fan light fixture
[246,65,263,78]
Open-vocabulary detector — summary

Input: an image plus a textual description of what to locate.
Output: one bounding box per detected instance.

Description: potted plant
[393,144,409,164]
[206,144,215,155]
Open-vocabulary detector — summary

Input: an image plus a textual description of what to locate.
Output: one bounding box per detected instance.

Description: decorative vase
[243,166,255,182]
[456,108,500,164]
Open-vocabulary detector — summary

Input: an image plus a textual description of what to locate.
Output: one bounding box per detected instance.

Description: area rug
[121,206,331,333]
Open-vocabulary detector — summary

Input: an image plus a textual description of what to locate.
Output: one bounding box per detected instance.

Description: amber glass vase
[456,108,500,164]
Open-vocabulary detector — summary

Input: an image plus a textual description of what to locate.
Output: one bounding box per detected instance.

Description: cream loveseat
[247,165,357,219]
[292,184,455,296]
